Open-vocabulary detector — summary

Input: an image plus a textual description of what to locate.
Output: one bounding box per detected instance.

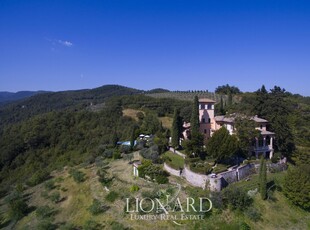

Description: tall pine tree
[171,108,181,149]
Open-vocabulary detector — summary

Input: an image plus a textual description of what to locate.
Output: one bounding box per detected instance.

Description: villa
[182,98,275,159]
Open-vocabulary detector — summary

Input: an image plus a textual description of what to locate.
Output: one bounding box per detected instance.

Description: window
[208,118,211,123]
[202,118,205,123]
[260,125,263,129]
[207,104,212,109]
[200,104,205,109]
[204,129,207,134]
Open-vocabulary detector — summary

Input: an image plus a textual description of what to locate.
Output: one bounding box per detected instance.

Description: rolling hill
[0,91,48,105]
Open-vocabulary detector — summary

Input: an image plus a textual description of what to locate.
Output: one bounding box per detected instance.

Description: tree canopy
[215,84,241,95]
[235,117,260,156]
[206,127,239,162]
[283,164,310,211]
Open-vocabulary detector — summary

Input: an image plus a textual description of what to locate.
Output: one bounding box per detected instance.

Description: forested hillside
[0,91,48,105]
[1,84,309,195]
[0,84,309,229]
[0,85,142,129]
[0,86,191,195]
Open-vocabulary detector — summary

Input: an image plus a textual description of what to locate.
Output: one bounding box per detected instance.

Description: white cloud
[57,40,73,47]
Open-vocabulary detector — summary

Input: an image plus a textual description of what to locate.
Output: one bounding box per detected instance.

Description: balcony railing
[253,145,273,152]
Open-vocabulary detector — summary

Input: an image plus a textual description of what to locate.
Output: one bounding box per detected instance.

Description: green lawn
[213,164,228,174]
[163,151,185,169]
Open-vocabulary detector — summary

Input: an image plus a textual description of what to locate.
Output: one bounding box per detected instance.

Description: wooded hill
[0,84,309,196]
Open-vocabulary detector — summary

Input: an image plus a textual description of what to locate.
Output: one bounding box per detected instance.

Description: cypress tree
[220,96,224,115]
[190,96,200,137]
[259,157,267,200]
[111,129,118,148]
[171,108,181,149]
[130,126,136,151]
[228,93,233,107]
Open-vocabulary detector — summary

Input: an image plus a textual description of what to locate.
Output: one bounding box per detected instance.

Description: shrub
[44,180,56,191]
[26,169,50,187]
[8,198,28,220]
[244,206,261,222]
[139,145,160,162]
[36,205,55,219]
[69,169,86,183]
[240,222,251,230]
[222,186,252,211]
[141,189,160,199]
[271,153,281,164]
[155,174,169,184]
[41,191,49,199]
[120,145,131,154]
[113,150,121,159]
[138,160,169,183]
[97,168,114,187]
[49,192,61,203]
[106,191,119,203]
[210,191,223,210]
[111,221,126,230]
[83,220,101,230]
[59,223,76,230]
[130,185,140,192]
[88,199,107,215]
[37,218,57,230]
[103,149,113,158]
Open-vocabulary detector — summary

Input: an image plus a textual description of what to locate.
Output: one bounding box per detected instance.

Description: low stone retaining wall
[163,160,285,191]
[237,163,256,180]
[183,166,208,189]
[163,163,181,177]
[163,163,208,189]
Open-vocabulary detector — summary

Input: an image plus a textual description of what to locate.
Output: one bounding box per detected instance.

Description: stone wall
[218,170,238,186]
[183,166,208,189]
[163,160,284,191]
[163,163,181,177]
[237,164,255,180]
[208,177,222,192]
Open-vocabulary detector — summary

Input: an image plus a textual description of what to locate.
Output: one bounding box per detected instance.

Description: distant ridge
[147,88,170,93]
[0,84,143,127]
[0,91,48,104]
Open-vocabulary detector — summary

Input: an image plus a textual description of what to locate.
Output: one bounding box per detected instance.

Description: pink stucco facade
[198,98,215,140]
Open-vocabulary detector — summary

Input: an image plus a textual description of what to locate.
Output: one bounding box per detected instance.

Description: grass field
[122,108,144,121]
[159,116,173,129]
[1,155,309,230]
[163,151,185,169]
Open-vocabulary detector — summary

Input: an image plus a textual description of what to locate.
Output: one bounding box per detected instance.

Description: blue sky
[0,0,309,95]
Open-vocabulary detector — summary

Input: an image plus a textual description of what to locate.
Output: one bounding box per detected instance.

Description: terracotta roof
[198,98,216,103]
